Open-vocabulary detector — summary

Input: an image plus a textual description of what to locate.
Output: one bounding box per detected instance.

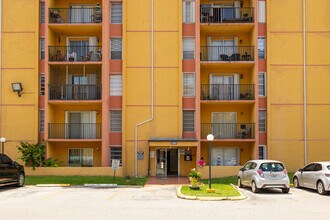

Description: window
[110,111,122,132]
[259,162,284,172]
[182,38,195,59]
[258,145,267,159]
[183,73,195,96]
[0,154,12,164]
[110,75,122,96]
[110,147,122,166]
[40,38,45,60]
[259,110,266,132]
[110,38,122,59]
[258,37,266,59]
[258,1,266,23]
[211,148,239,166]
[183,111,195,132]
[110,3,122,24]
[258,73,266,96]
[40,74,45,96]
[183,0,195,23]
[39,110,45,132]
[250,162,258,169]
[40,2,45,23]
[68,149,93,167]
[303,163,316,172]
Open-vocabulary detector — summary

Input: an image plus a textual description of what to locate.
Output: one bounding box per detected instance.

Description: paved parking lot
[0,185,329,220]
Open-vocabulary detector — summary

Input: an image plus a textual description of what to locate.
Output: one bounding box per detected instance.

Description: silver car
[293,162,330,195]
[238,160,290,193]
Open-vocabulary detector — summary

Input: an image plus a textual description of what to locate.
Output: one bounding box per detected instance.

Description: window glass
[39,110,45,132]
[183,111,195,132]
[211,148,239,166]
[303,163,315,171]
[243,162,252,170]
[110,147,122,166]
[259,110,266,132]
[68,149,93,166]
[258,37,265,59]
[110,3,122,24]
[250,162,257,169]
[40,38,45,60]
[258,73,266,96]
[183,1,195,23]
[0,155,12,164]
[327,165,330,170]
[259,163,284,172]
[258,1,266,23]
[258,145,267,159]
[314,164,322,171]
[110,38,122,59]
[182,38,195,59]
[110,75,122,96]
[40,2,45,23]
[40,75,45,96]
[110,111,122,131]
[183,73,195,96]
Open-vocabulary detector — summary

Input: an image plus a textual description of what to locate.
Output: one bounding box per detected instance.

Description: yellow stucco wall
[0,0,39,161]
[123,0,183,176]
[267,0,330,171]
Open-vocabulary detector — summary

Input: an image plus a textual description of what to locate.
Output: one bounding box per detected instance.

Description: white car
[238,160,290,193]
[293,162,330,195]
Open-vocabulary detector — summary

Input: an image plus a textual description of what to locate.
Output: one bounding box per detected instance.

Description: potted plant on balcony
[188,168,202,190]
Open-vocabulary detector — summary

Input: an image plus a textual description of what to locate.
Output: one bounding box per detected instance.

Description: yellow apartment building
[0,0,329,177]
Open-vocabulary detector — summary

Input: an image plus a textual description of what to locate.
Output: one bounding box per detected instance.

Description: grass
[180,173,296,197]
[181,184,241,197]
[25,176,147,186]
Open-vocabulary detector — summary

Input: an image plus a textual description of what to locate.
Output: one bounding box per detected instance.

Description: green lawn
[25,176,147,186]
[181,184,241,197]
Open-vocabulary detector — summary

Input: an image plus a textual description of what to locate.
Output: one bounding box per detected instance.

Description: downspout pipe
[303,0,307,165]
[134,0,154,177]
[0,0,2,137]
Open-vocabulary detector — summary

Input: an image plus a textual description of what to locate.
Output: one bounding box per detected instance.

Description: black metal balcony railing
[201,84,255,101]
[49,84,102,100]
[49,8,102,23]
[200,6,254,23]
[48,123,102,139]
[200,46,254,62]
[49,46,102,62]
[201,123,255,139]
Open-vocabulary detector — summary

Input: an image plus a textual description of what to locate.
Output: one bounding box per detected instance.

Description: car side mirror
[239,167,245,171]
[298,168,303,172]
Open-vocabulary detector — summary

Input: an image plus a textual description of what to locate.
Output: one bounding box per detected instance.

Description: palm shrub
[17,142,46,169]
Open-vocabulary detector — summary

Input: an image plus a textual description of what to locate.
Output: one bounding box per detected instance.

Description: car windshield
[260,163,284,172]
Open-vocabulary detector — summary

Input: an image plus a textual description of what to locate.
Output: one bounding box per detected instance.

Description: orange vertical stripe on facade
[182,98,196,109]
[109,24,123,37]
[109,60,122,72]
[182,60,196,72]
[109,96,122,109]
[109,132,122,145]
[182,24,195,36]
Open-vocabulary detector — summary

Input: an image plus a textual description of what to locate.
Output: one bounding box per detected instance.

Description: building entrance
[156,148,179,177]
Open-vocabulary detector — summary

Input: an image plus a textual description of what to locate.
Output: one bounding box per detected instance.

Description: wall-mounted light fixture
[240,74,244,79]
[12,82,23,97]
[239,39,243,45]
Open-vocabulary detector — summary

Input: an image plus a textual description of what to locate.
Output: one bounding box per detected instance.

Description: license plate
[271,173,277,178]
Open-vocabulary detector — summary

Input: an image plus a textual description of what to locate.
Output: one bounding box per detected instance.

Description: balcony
[201,84,254,101]
[48,123,101,139]
[200,6,254,23]
[49,8,102,24]
[49,46,102,62]
[201,46,254,62]
[49,84,102,101]
[201,123,255,139]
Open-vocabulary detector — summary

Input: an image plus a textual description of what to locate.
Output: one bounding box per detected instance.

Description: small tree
[17,142,46,169]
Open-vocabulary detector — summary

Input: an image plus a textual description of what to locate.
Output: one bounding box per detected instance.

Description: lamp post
[0,137,6,153]
[207,134,214,192]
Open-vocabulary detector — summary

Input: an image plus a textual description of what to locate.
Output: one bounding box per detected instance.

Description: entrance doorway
[156,148,179,177]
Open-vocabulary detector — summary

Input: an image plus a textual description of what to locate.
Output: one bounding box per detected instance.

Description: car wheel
[238,178,243,188]
[282,188,290,193]
[17,172,25,187]
[293,177,300,188]
[317,181,326,195]
[251,181,259,193]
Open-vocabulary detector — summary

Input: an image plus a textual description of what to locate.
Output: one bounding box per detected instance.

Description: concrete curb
[36,184,71,187]
[176,184,247,201]
[84,184,118,188]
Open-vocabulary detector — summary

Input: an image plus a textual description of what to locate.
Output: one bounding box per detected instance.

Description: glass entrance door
[156,149,167,176]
